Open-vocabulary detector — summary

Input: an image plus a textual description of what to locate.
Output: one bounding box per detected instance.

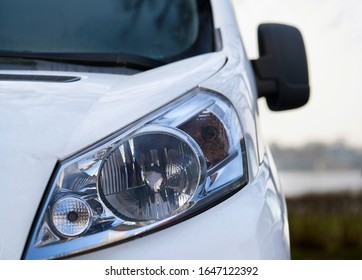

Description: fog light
[51,197,91,237]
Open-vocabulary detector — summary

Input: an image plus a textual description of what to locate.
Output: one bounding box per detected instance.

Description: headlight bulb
[141,162,167,192]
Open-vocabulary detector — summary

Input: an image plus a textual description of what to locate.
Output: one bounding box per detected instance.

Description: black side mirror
[251,24,310,111]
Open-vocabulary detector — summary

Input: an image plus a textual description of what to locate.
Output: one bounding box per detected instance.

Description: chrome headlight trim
[23,88,248,259]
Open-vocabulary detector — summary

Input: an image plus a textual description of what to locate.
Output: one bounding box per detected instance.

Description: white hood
[0,53,226,259]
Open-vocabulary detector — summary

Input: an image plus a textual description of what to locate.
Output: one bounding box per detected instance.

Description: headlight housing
[23,89,248,259]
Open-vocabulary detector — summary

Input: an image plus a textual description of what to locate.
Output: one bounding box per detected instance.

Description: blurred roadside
[270,142,362,259]
[271,142,362,197]
[287,192,362,260]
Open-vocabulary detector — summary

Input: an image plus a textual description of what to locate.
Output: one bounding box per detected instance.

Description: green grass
[286,192,362,260]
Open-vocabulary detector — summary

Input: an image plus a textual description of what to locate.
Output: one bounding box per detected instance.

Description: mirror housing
[251,24,310,111]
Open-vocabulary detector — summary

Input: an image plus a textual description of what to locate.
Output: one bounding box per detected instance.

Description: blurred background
[232,0,362,259]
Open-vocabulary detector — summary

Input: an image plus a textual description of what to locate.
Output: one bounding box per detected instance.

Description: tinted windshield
[0,0,214,68]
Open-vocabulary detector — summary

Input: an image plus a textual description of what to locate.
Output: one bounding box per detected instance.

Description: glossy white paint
[0,0,290,259]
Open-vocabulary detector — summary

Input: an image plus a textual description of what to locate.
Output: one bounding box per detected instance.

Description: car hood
[0,52,226,259]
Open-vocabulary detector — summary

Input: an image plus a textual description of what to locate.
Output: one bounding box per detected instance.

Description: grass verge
[286,192,362,260]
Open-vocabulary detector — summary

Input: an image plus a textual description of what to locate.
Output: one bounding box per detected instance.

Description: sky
[231,0,362,148]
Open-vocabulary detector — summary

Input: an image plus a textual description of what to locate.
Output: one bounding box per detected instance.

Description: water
[278,169,362,197]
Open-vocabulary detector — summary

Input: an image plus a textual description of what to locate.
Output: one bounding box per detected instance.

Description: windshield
[0,0,214,71]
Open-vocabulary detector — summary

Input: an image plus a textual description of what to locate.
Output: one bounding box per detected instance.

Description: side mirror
[251,24,310,111]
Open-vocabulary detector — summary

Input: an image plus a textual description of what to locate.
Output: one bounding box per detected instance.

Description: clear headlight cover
[23,89,248,259]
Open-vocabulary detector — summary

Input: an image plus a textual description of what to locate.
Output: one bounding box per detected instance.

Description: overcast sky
[232,0,362,148]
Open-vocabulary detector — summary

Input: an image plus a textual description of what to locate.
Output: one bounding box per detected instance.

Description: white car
[0,0,309,260]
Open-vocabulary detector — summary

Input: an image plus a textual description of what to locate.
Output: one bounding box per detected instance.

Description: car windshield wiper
[0,50,165,70]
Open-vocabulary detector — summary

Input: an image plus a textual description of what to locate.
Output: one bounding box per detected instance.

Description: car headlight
[23,89,248,259]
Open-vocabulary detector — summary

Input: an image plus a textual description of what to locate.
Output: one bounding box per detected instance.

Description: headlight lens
[24,89,247,259]
[99,127,205,221]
